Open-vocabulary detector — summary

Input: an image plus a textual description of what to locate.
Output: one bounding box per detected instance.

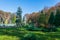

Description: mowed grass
[0,27,60,40]
[0,35,19,40]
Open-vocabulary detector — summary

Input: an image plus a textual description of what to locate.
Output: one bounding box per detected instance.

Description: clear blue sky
[0,0,60,16]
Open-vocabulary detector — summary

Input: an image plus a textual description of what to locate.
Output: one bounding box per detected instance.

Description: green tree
[16,7,22,27]
[54,9,60,26]
[38,13,46,27]
[48,12,55,31]
[11,14,16,23]
[48,12,54,25]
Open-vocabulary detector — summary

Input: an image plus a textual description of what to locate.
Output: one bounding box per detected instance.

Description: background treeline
[0,3,60,32]
[0,10,16,24]
[22,3,60,31]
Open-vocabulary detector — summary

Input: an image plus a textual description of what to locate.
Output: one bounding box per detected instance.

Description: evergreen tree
[54,9,60,26]
[16,7,22,27]
[48,12,54,25]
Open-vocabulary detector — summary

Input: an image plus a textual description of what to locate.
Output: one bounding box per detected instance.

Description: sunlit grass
[0,35,20,40]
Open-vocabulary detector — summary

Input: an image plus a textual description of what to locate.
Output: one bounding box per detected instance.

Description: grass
[0,27,60,40]
[0,35,19,40]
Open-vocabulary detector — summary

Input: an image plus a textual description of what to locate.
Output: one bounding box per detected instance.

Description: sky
[0,0,60,16]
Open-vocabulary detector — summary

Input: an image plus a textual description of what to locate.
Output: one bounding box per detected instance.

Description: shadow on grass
[0,28,60,40]
[0,28,24,40]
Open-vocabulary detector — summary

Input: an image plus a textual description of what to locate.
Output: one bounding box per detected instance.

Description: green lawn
[0,27,60,40]
[0,35,19,40]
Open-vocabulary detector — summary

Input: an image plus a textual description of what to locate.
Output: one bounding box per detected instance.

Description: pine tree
[48,12,54,25]
[54,9,60,26]
[16,7,22,27]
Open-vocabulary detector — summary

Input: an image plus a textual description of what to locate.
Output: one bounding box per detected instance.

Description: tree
[16,7,22,27]
[38,13,46,27]
[48,12,54,25]
[54,9,60,26]
[25,12,40,27]
[48,12,55,31]
[11,14,16,23]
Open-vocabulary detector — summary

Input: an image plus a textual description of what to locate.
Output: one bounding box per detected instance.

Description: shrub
[21,33,49,40]
[24,24,29,28]
[21,33,37,40]
[41,26,57,32]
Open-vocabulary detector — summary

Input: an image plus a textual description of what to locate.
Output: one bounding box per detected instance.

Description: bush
[41,27,57,32]
[23,24,29,28]
[25,24,35,31]
[21,33,37,40]
[21,33,50,40]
